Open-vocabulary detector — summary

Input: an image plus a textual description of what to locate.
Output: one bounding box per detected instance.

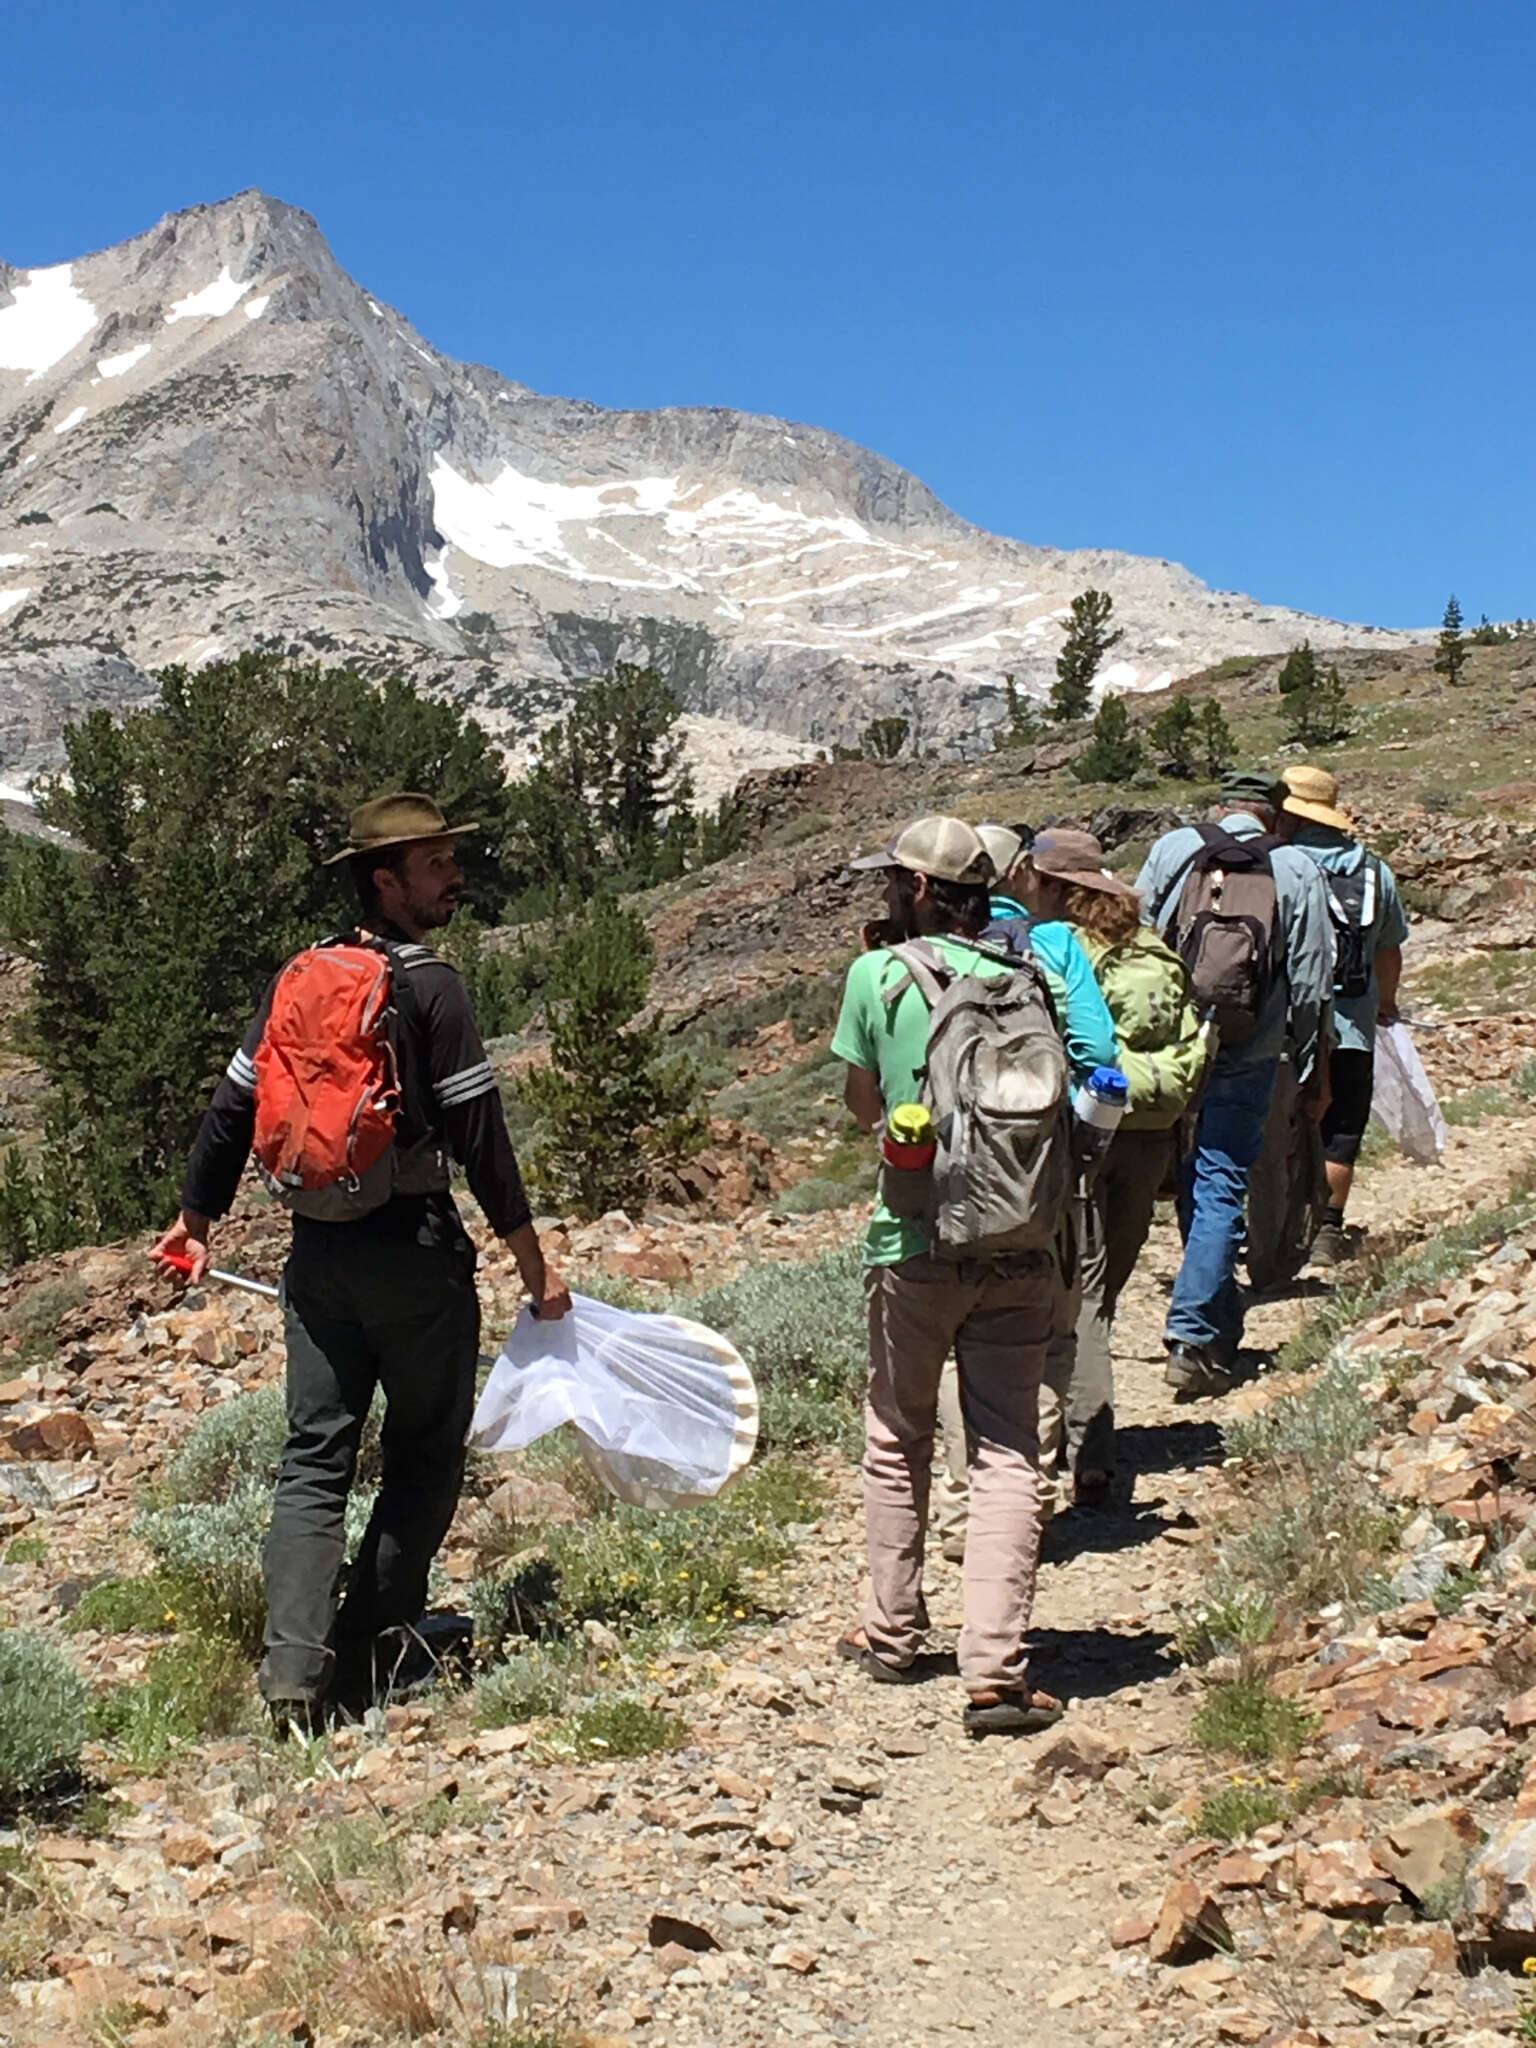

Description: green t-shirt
[831,936,1017,1266]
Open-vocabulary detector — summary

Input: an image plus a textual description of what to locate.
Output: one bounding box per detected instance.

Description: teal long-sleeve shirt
[983,897,1118,1087]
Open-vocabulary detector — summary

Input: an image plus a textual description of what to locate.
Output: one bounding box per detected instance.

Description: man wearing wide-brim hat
[1277,764,1409,1265]
[153,792,570,1732]
[1134,769,1334,1395]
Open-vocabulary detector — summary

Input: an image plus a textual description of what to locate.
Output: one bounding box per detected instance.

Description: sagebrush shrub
[690,1242,865,1450]
[0,1630,87,1801]
[474,1645,579,1727]
[166,1385,383,1502]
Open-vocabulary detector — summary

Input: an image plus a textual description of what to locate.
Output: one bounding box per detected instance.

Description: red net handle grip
[156,1249,195,1275]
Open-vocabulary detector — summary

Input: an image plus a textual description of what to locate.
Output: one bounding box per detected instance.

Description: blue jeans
[1167,1058,1280,1353]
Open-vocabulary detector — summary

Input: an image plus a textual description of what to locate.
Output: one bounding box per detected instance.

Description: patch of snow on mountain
[0,555,24,570]
[0,782,35,807]
[423,547,464,620]
[1095,661,1144,693]
[430,458,680,580]
[0,265,97,381]
[97,344,152,378]
[165,267,253,323]
[0,589,33,617]
[244,296,271,321]
[53,405,89,434]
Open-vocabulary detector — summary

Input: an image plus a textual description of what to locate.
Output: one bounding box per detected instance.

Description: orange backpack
[252,943,402,1213]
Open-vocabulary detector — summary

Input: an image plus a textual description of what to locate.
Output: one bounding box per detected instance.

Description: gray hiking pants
[258,1230,480,1705]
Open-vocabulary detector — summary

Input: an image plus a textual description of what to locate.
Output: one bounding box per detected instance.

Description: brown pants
[863,1251,1054,1690]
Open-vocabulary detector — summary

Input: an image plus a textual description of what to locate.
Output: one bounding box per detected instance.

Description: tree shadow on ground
[1039,1503,1180,1567]
[1025,1623,1178,1699]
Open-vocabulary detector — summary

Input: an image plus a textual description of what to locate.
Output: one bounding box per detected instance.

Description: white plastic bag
[469,1293,758,1510]
[1370,1021,1446,1167]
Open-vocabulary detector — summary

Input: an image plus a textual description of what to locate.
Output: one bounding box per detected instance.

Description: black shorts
[1320,1048,1375,1165]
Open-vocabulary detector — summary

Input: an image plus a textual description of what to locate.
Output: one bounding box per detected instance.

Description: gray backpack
[881,940,1072,1258]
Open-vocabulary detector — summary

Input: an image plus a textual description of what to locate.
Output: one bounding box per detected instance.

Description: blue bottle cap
[1088,1065,1129,1101]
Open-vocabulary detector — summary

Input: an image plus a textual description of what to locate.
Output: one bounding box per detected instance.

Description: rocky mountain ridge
[1,191,1415,781]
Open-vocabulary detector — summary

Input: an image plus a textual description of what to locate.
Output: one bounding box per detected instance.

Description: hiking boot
[1163,1342,1235,1399]
[267,1695,325,1741]
[1309,1220,1350,1269]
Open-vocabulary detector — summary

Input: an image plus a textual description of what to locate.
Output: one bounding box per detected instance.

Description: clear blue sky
[5,0,1530,629]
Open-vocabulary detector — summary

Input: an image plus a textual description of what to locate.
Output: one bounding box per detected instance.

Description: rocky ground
[2,1081,1536,2045]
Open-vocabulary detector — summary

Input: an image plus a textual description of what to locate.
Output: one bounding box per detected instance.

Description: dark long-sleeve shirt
[182,932,533,1248]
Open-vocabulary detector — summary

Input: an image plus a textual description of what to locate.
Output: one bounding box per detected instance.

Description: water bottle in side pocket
[1073,1065,1128,1174]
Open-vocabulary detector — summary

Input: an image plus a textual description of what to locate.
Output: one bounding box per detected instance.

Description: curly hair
[1061,880,1142,945]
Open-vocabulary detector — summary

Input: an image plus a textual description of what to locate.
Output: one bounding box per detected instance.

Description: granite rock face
[0,190,1416,776]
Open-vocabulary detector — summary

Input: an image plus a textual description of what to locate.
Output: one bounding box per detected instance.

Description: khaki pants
[863,1251,1053,1691]
[937,1130,1173,1536]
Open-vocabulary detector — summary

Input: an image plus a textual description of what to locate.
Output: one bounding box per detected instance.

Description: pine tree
[993,677,1043,751]
[1281,663,1352,746]
[1149,696,1198,777]
[1070,694,1143,784]
[1197,699,1235,779]
[519,898,707,1220]
[1434,594,1467,684]
[1277,642,1318,696]
[1050,589,1123,722]
[861,716,910,761]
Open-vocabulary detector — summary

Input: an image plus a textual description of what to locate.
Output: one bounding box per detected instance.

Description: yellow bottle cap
[888,1103,933,1145]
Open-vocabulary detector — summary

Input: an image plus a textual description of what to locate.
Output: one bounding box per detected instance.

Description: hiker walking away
[151,794,571,1731]
[832,817,1069,1735]
[1135,771,1333,1396]
[932,823,1116,1548]
[1277,764,1407,1266]
[1008,829,1205,1503]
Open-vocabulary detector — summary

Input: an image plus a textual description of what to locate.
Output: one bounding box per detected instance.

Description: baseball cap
[849,815,995,886]
[976,823,1026,877]
[1028,827,1137,898]
[1219,768,1285,811]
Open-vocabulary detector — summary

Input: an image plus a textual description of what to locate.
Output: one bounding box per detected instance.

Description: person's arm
[844,1064,884,1132]
[1375,946,1403,1024]
[151,990,275,1281]
[421,966,570,1318]
[1045,927,1118,1083]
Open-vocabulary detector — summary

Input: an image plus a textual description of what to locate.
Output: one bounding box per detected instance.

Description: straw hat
[322,792,479,866]
[1281,765,1355,834]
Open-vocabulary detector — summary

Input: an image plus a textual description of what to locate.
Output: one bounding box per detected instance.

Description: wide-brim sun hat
[323,792,479,865]
[1028,827,1138,898]
[849,815,996,887]
[1281,764,1355,834]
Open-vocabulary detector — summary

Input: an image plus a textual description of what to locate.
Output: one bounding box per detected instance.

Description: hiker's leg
[337,1237,480,1659]
[1037,1203,1080,1512]
[933,1358,970,1554]
[1062,1183,1114,1492]
[261,1256,377,1705]
[953,1256,1054,1691]
[1166,1061,1278,1354]
[863,1255,968,1668]
[1076,1130,1173,1487]
[1321,1049,1374,1214]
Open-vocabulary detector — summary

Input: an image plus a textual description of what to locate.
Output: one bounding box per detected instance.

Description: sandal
[837,1631,924,1685]
[962,1687,1064,1736]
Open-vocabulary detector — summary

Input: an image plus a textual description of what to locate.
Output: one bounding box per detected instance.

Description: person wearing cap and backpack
[930,822,1117,1549]
[151,794,572,1731]
[1276,765,1408,1266]
[1135,771,1333,1396]
[1007,828,1205,1501]
[831,816,1070,1736]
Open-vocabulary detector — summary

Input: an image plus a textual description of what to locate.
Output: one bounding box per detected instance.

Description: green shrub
[1223,1363,1377,1469]
[1195,1781,1288,1841]
[88,1634,251,1768]
[474,1646,579,1727]
[773,1176,862,1217]
[690,1243,865,1451]
[3,1537,46,1566]
[1193,1672,1318,1763]
[467,1555,563,1657]
[0,1630,87,1802]
[713,1043,848,1144]
[552,1697,685,1759]
[66,1572,183,1635]
[282,1814,403,1907]
[1175,1594,1276,1667]
[1443,1086,1513,1126]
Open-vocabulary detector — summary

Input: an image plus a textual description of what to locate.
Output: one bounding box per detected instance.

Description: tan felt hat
[1281,764,1354,833]
[849,815,996,887]
[323,792,479,866]
[977,823,1026,877]
[1028,826,1138,897]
